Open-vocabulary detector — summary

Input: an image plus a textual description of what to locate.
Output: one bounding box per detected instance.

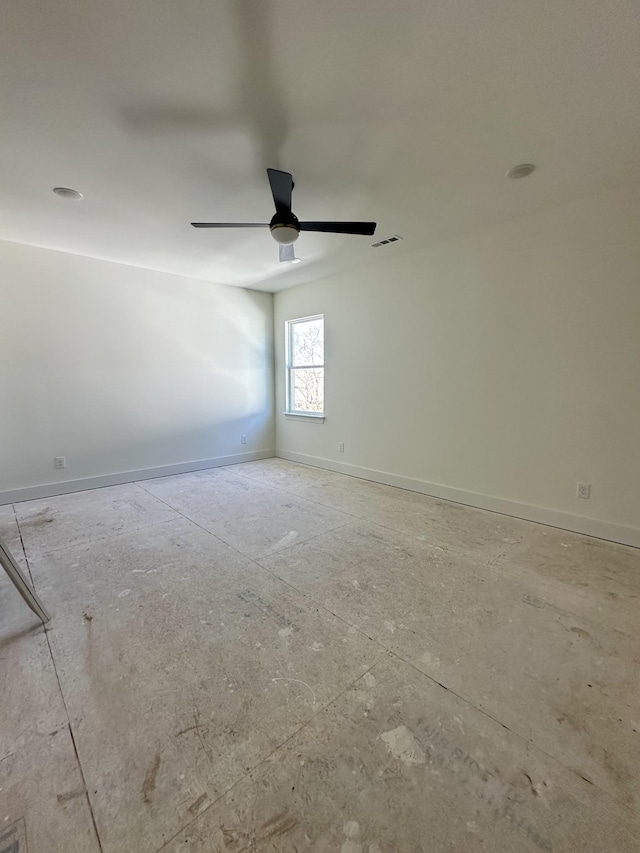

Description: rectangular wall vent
[371,234,403,248]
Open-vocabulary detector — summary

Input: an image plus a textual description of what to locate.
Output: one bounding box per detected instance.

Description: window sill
[283,412,325,423]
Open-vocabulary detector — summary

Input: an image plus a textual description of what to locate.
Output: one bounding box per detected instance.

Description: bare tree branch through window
[286,316,324,414]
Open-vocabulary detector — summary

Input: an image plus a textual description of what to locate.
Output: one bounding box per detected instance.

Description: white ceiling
[1,0,639,292]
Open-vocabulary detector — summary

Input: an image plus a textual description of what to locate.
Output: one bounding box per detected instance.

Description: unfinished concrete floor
[1,459,639,852]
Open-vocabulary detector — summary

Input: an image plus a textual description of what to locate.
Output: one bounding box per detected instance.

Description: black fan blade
[279,244,296,263]
[299,221,377,236]
[267,168,293,213]
[191,222,268,228]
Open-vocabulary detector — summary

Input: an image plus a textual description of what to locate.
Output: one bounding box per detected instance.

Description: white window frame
[285,314,325,419]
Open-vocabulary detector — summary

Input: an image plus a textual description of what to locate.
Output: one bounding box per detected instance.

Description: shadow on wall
[0,254,275,493]
[139,279,271,394]
[64,413,274,483]
[0,409,274,496]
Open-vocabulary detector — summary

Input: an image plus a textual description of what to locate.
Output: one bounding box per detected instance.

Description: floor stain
[519,771,548,798]
[142,752,161,804]
[380,725,426,766]
[175,723,201,738]
[24,507,54,527]
[260,808,289,833]
[569,626,591,639]
[187,792,208,814]
[522,593,546,609]
[260,809,298,841]
[57,788,85,804]
[215,810,299,850]
[0,818,27,851]
[237,589,299,634]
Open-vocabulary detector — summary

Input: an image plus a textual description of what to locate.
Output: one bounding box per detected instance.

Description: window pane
[292,318,324,366]
[292,367,324,413]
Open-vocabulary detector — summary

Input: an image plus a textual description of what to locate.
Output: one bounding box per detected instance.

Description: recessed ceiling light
[289,258,302,264]
[53,187,83,200]
[506,164,536,180]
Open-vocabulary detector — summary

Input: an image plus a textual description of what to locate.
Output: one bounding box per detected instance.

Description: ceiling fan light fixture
[506,163,536,180]
[270,223,300,245]
[53,187,83,200]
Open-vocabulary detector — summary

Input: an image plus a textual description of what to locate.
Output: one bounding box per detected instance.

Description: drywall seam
[1,449,275,505]
[276,449,640,549]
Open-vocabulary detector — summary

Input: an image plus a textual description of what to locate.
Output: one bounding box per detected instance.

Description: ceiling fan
[191,169,377,263]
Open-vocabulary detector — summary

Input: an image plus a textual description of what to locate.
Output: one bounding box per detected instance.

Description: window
[285,315,324,416]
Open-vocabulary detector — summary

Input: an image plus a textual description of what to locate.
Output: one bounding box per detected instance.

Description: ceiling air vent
[372,234,403,248]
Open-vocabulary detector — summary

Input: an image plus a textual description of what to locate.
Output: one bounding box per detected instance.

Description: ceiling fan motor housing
[270,211,300,244]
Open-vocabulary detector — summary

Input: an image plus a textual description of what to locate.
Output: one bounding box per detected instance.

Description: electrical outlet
[576,482,591,499]
[54,456,66,469]
[241,434,247,445]
[338,442,344,453]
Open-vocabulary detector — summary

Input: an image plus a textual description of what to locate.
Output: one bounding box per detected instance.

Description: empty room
[1,1,639,851]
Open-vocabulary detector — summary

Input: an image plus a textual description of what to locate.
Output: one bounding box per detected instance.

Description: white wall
[0,240,274,501]
[275,181,640,546]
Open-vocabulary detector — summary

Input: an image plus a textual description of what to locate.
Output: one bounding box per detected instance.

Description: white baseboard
[276,450,640,549]
[0,450,276,506]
